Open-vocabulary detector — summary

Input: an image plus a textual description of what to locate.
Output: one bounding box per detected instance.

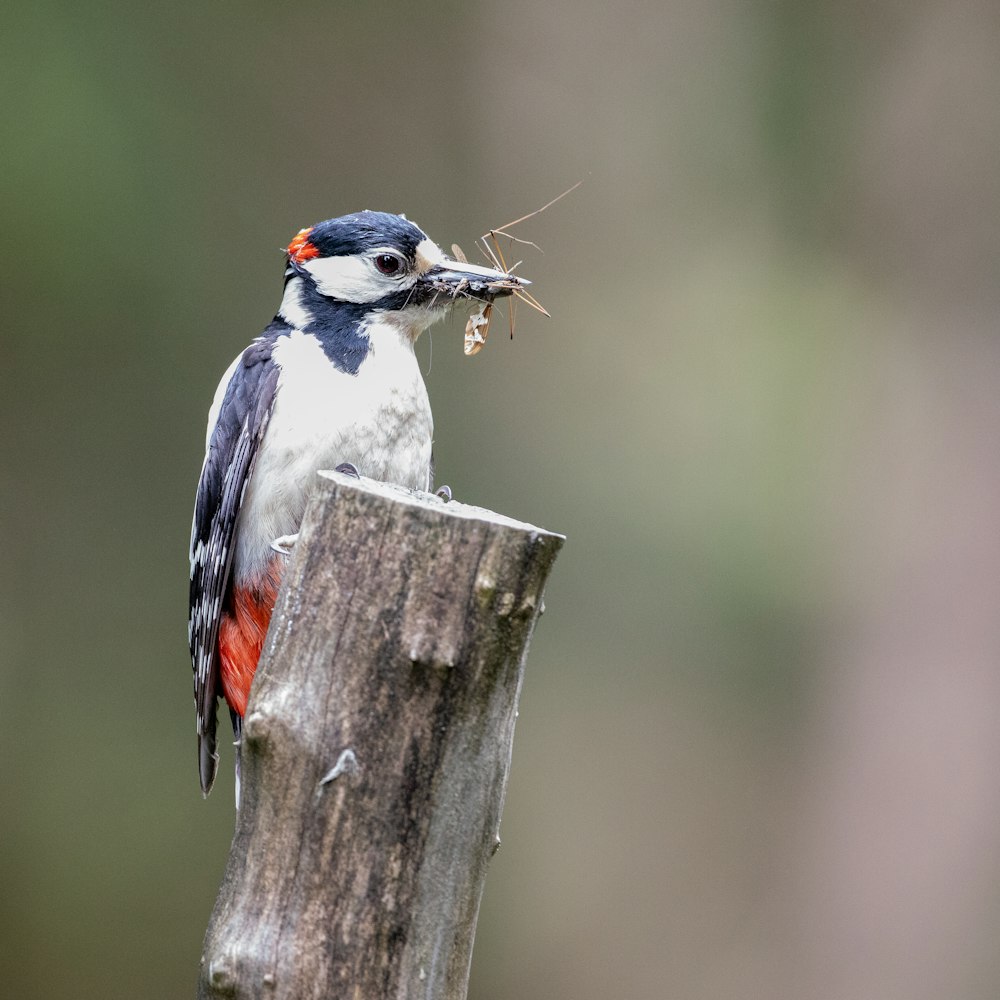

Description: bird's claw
[435,485,453,502]
[271,532,299,556]
[335,462,361,478]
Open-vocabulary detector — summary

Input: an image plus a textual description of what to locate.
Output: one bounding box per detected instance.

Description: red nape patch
[218,558,284,717]
[287,227,320,263]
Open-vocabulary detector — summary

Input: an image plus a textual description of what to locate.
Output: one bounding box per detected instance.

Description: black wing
[188,335,280,795]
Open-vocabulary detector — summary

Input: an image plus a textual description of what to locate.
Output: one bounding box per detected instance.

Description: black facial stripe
[295,279,372,375]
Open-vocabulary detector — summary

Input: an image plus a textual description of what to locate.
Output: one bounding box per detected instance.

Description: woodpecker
[188,211,527,795]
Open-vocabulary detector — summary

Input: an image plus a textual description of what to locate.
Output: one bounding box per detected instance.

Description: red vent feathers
[218,558,283,717]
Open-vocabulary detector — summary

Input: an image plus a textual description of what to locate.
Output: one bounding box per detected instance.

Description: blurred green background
[3,1,1000,997]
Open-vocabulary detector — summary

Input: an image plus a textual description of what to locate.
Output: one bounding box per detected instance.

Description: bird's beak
[419,258,530,304]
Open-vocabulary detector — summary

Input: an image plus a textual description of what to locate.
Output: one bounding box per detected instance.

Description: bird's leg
[271,533,299,556]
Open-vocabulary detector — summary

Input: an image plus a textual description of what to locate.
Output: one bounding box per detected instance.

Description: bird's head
[283,211,527,334]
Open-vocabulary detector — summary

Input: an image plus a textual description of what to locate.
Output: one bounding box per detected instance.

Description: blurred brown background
[3,1,1000,997]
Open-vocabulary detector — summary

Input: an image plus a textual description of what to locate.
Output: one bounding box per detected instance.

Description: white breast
[233,322,433,583]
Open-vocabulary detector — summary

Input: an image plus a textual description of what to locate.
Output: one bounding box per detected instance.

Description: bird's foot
[435,485,453,502]
[271,532,300,556]
[334,462,361,478]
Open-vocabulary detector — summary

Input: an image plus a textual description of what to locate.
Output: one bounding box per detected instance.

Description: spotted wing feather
[189,337,280,795]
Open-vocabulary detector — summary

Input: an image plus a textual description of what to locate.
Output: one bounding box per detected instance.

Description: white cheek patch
[303,255,388,302]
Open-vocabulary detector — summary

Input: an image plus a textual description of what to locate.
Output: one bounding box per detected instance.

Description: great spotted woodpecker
[188,211,526,795]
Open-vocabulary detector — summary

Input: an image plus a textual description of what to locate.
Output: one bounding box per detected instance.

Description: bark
[197,470,564,1000]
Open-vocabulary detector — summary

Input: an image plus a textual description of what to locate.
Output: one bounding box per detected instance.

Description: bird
[188,210,527,796]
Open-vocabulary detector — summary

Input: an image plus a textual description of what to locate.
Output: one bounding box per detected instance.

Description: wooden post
[197,470,564,1000]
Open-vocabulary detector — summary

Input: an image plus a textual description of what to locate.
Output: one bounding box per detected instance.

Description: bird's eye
[374,254,403,276]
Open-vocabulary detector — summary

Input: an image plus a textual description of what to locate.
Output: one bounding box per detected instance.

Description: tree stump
[197,470,564,999]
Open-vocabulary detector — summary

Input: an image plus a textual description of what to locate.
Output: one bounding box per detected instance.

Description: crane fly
[454,181,580,356]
